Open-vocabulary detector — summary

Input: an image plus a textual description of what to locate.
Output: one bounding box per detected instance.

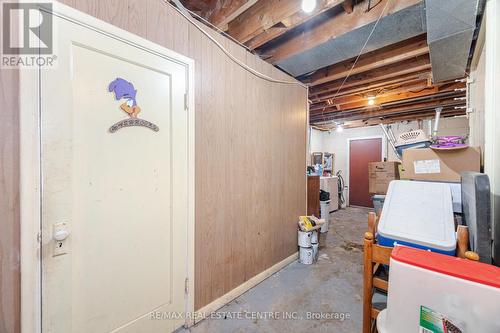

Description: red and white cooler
[377,246,500,333]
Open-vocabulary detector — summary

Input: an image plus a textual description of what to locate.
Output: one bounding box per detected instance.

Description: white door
[40,11,190,333]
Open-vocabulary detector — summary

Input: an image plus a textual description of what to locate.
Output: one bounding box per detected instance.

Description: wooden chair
[363,212,392,333]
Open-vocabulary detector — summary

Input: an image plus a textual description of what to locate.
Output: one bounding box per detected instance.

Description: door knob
[54,229,70,241]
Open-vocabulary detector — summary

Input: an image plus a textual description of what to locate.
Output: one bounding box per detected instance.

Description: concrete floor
[182,206,370,333]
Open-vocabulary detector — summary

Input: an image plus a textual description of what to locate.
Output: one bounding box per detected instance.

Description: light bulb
[336,124,344,132]
[302,0,317,13]
[367,96,376,106]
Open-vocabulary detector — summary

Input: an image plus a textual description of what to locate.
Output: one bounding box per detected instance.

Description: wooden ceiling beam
[333,110,466,129]
[302,34,429,86]
[342,0,354,13]
[310,90,465,117]
[261,0,421,64]
[310,71,432,100]
[244,0,344,50]
[225,0,300,43]
[311,80,462,110]
[309,54,432,98]
[310,97,465,122]
[326,87,441,111]
[183,0,214,12]
[311,78,430,104]
[311,81,435,110]
[207,0,260,29]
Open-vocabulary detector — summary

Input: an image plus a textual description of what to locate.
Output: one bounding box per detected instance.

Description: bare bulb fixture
[336,124,344,132]
[367,96,376,106]
[302,0,317,13]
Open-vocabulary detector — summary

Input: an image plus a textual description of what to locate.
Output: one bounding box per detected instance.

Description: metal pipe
[433,107,442,137]
[380,124,401,160]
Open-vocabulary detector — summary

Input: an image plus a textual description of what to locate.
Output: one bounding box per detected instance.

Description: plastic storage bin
[377,246,500,333]
[372,195,385,212]
[377,180,456,255]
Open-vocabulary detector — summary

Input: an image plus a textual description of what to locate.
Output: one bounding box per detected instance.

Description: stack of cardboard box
[369,161,401,194]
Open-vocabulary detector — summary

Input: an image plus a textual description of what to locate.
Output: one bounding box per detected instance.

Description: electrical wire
[165,0,305,87]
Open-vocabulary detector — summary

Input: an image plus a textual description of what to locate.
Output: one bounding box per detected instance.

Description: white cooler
[377,180,456,255]
[377,246,500,333]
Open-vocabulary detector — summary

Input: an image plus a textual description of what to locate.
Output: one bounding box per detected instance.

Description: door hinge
[184,92,188,111]
[185,278,189,294]
[37,232,41,243]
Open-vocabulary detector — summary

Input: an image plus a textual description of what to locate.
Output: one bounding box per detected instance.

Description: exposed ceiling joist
[310,81,464,114]
[226,0,344,46]
[302,34,429,86]
[181,0,472,128]
[310,71,432,100]
[261,0,421,64]
[339,110,466,129]
[311,78,430,104]
[208,0,260,29]
[311,80,434,109]
[310,96,465,123]
[313,81,463,112]
[244,0,345,50]
[342,0,354,14]
[310,54,432,97]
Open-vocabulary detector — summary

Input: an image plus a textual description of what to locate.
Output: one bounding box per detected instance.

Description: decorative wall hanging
[108,77,159,133]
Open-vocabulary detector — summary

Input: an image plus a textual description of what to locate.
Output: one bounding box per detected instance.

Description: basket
[395,129,429,147]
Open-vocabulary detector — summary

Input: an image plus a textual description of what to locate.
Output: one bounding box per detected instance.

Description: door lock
[53,222,70,256]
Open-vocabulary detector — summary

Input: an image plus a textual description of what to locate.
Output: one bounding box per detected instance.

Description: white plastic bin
[377,246,500,333]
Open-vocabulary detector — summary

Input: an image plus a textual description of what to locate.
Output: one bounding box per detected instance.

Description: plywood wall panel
[2,0,307,319]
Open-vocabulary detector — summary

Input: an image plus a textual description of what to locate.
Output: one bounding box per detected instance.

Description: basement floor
[182,206,370,333]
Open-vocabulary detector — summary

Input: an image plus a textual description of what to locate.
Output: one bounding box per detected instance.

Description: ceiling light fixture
[367,96,376,106]
[336,124,344,132]
[302,0,317,13]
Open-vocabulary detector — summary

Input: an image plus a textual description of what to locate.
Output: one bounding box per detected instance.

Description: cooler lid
[391,246,500,288]
[377,180,456,251]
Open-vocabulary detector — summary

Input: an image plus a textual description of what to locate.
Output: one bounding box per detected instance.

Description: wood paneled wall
[0,61,21,333]
[0,0,307,323]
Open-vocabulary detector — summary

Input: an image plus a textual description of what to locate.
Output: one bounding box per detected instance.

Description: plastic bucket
[311,230,318,244]
[298,230,313,247]
[299,246,314,265]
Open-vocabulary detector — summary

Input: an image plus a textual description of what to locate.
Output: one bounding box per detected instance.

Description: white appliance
[320,176,339,212]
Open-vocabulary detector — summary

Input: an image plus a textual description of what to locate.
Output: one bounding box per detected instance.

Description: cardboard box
[401,147,480,182]
[369,162,401,194]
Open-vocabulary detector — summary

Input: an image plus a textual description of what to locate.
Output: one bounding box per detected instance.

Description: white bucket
[298,230,312,247]
[312,243,319,261]
[311,230,318,244]
[299,246,314,265]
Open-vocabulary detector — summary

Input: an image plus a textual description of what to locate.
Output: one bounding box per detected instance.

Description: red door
[349,138,382,207]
